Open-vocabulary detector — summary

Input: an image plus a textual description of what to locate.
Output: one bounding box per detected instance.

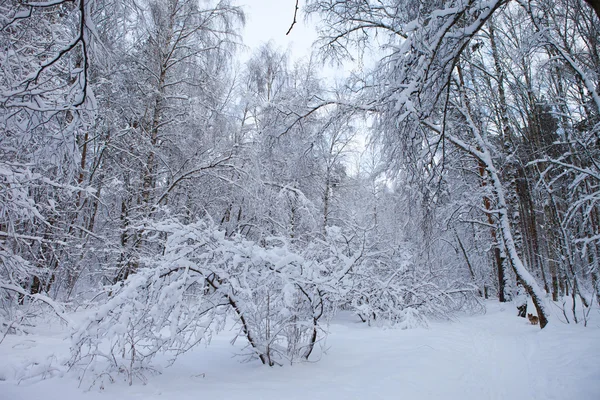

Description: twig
[286,0,299,35]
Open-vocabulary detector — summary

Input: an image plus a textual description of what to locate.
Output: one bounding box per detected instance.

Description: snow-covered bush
[69,219,336,384]
[70,265,227,386]
[67,216,482,386]
[323,227,481,328]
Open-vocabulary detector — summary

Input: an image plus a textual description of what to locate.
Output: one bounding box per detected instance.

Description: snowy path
[1,302,599,400]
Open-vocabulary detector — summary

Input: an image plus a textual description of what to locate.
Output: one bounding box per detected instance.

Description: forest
[0,0,599,397]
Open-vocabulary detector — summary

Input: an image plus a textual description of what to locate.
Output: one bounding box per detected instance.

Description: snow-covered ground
[1,301,599,400]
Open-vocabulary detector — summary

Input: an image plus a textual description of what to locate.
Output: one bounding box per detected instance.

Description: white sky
[239,0,318,62]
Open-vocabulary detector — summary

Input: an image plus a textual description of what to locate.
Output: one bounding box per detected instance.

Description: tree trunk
[442,87,550,328]
[486,156,549,328]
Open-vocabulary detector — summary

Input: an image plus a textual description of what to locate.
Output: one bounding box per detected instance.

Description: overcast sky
[239,0,318,62]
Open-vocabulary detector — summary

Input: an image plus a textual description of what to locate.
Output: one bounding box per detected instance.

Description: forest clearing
[2,301,599,400]
[1,0,599,398]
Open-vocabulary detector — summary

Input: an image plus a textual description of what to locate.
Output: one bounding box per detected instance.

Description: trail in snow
[1,301,599,400]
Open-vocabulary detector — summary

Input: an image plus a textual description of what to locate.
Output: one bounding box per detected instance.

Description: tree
[306,0,596,328]
[1,0,98,331]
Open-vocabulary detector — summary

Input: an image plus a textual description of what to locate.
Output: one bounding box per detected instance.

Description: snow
[1,301,599,400]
